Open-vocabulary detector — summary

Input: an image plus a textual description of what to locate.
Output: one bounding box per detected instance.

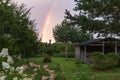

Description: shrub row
[91,52,120,70]
[74,64,94,80]
[38,42,74,57]
[54,52,75,58]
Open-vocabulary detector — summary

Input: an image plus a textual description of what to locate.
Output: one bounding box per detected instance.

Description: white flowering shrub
[0,48,8,57]
[0,63,56,80]
[0,48,14,70]
[7,56,14,64]
[0,48,66,80]
[2,62,10,69]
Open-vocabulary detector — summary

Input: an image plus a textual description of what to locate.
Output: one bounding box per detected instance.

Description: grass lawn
[14,57,120,80]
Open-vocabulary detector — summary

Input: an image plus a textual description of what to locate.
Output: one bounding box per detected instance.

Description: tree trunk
[65,43,68,60]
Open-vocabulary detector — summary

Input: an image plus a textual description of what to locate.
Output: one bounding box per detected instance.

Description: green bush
[73,65,94,80]
[75,59,85,66]
[91,52,120,70]
[91,52,105,69]
[38,42,74,57]
[55,64,67,80]
[54,52,75,58]
[43,55,52,63]
[105,53,119,67]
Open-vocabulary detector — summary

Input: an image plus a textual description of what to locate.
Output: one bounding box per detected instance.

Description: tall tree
[0,0,38,57]
[53,19,90,43]
[53,19,90,59]
[65,0,120,37]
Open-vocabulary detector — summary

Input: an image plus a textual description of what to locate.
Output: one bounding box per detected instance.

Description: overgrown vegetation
[11,58,120,80]
[43,55,52,63]
[38,42,75,58]
[53,19,90,43]
[0,0,38,58]
[91,52,120,70]
[73,65,94,80]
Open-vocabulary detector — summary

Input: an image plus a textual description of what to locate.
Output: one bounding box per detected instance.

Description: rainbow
[39,1,58,41]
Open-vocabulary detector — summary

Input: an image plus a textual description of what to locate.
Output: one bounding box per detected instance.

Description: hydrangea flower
[7,55,14,64]
[2,62,10,69]
[0,48,8,57]
[13,77,18,80]
[0,75,7,80]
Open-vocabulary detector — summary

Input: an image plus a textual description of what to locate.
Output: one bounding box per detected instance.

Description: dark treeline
[37,42,75,58]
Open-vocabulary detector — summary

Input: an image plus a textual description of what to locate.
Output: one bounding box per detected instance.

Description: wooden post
[84,46,87,62]
[81,50,83,61]
[115,40,117,54]
[102,40,105,54]
[75,46,80,59]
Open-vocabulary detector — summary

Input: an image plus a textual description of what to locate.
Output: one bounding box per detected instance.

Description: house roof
[74,37,120,46]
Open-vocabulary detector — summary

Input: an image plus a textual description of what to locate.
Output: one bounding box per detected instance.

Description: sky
[13,0,75,43]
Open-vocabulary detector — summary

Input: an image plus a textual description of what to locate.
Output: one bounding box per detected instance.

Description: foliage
[65,0,120,37]
[52,42,74,57]
[0,63,56,80]
[0,0,38,57]
[52,42,66,54]
[1,62,67,80]
[91,52,105,69]
[54,52,75,58]
[34,64,56,80]
[12,54,21,61]
[91,52,120,70]
[6,58,120,80]
[43,55,52,63]
[0,57,7,69]
[105,53,120,66]
[38,42,55,56]
[55,64,67,80]
[73,65,94,80]
[53,19,90,59]
[38,42,75,58]
[75,59,85,66]
[53,19,90,43]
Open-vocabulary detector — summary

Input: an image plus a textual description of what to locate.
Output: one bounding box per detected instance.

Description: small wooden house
[74,37,120,62]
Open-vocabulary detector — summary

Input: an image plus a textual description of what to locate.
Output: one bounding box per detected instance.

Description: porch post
[102,40,105,54]
[84,46,87,62]
[115,40,117,54]
[75,46,80,59]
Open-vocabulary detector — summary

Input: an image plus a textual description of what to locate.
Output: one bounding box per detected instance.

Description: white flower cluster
[0,48,14,70]
[0,48,9,57]
[0,48,56,80]
[0,64,31,80]
[0,62,56,80]
[0,71,7,80]
[2,62,10,69]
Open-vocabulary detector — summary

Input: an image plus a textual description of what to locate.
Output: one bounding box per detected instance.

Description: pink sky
[14,0,75,43]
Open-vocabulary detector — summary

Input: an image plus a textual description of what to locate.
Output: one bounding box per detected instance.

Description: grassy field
[14,57,120,80]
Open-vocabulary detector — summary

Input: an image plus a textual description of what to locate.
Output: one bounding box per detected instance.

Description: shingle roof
[74,37,120,46]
